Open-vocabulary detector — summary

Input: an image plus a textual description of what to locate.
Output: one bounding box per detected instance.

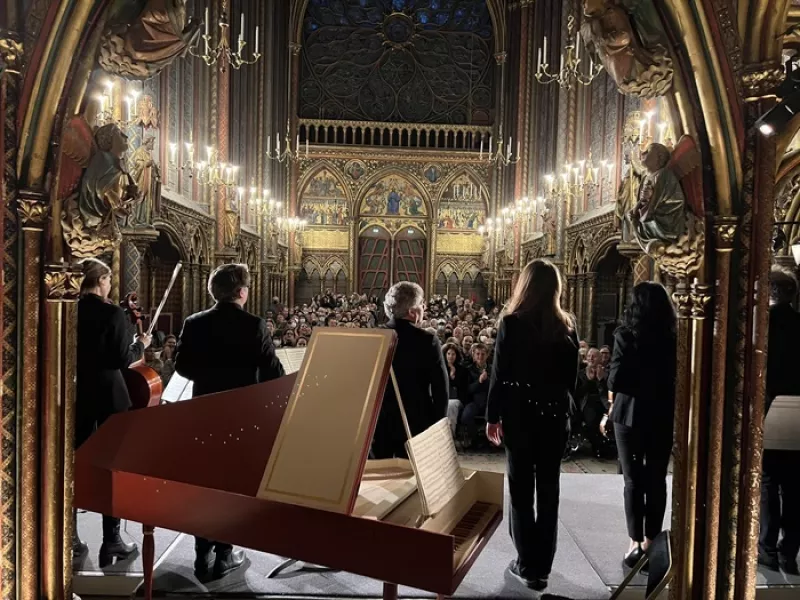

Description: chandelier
[277,217,307,233]
[535,16,603,89]
[168,140,240,190]
[479,134,521,168]
[543,153,614,209]
[190,0,261,72]
[266,123,310,164]
[94,80,142,128]
[240,186,283,219]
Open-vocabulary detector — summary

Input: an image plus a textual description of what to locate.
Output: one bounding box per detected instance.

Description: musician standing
[371,281,449,458]
[74,258,152,566]
[175,263,284,580]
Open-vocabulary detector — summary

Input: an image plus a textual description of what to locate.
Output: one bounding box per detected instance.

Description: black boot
[193,539,215,581]
[213,548,246,579]
[99,516,138,567]
[72,509,88,562]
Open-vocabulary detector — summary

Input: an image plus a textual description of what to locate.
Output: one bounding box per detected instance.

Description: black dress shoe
[73,537,88,561]
[758,551,780,572]
[98,537,138,568]
[213,549,246,579]
[507,561,548,591]
[624,546,645,569]
[194,550,215,580]
[779,554,800,576]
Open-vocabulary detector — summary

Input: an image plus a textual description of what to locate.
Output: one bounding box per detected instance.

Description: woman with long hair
[606,281,677,568]
[486,259,579,591]
[442,342,467,436]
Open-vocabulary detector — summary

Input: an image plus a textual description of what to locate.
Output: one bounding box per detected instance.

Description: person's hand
[600,414,609,438]
[586,366,596,380]
[137,334,153,349]
[479,370,488,384]
[486,422,503,446]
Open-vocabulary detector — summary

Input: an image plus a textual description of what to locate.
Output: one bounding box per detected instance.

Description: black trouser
[195,537,233,557]
[614,423,672,542]
[759,449,800,560]
[505,417,568,579]
[461,398,487,439]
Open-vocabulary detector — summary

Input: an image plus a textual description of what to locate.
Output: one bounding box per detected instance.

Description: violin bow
[146,262,182,337]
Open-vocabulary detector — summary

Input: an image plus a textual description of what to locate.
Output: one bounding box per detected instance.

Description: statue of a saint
[616,154,643,243]
[62,124,139,258]
[580,0,673,98]
[630,143,687,253]
[98,0,202,80]
[129,137,160,227]
[222,198,241,249]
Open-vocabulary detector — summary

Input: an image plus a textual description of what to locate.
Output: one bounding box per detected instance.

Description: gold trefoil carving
[43,267,84,302]
[741,65,784,98]
[689,283,712,320]
[17,198,49,231]
[98,0,202,80]
[0,34,23,77]
[714,218,738,251]
[581,0,673,98]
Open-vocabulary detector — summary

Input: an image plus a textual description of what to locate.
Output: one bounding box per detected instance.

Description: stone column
[121,228,158,298]
[576,274,586,339]
[199,264,211,308]
[586,272,597,345]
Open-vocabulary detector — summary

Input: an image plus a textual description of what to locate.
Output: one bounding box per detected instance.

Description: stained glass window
[300,0,495,125]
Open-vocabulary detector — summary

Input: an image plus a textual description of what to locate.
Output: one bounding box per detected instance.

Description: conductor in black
[175,263,285,580]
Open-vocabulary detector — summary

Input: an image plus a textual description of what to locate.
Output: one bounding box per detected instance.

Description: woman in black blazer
[74,258,152,566]
[486,260,579,591]
[605,281,677,567]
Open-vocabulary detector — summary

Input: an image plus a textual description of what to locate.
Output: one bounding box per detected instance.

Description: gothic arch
[152,221,190,261]
[589,235,623,272]
[434,167,489,212]
[298,160,353,212]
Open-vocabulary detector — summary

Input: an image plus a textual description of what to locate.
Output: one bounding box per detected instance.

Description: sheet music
[405,418,465,517]
[355,476,417,520]
[160,349,302,403]
[275,347,306,374]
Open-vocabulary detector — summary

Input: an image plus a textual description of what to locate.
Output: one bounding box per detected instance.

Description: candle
[537,47,542,71]
[543,36,548,61]
[658,122,667,143]
[205,7,209,37]
[576,37,581,60]
[124,97,132,121]
[267,135,271,154]
[639,119,646,140]
[589,56,593,74]
[516,140,520,157]
[488,136,492,158]
[306,139,309,156]
[479,139,484,159]
[559,53,564,73]
[240,13,245,39]
[296,135,300,153]
[170,143,177,163]
[255,26,259,51]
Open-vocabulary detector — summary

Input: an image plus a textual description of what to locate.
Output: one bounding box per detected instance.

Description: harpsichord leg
[383,582,398,600]
[142,526,155,600]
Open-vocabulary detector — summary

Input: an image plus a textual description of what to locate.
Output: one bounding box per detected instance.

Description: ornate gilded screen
[300,0,495,125]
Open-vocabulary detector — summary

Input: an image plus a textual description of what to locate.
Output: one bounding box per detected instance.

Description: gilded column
[287,41,302,308]
[703,217,737,599]
[15,192,47,600]
[670,284,692,600]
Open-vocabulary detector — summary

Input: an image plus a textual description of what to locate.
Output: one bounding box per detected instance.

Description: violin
[121,291,163,410]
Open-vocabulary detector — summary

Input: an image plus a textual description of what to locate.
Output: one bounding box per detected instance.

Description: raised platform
[74,474,799,600]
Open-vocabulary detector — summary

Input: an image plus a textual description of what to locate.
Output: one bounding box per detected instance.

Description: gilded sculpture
[222,196,241,249]
[61,123,140,259]
[98,0,202,80]
[129,136,161,227]
[580,0,673,98]
[629,140,705,278]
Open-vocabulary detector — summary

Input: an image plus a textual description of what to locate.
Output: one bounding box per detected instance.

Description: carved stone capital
[690,282,712,320]
[121,226,159,252]
[44,264,83,302]
[673,286,692,319]
[713,217,738,252]
[16,191,49,231]
[0,33,23,76]
[741,63,784,99]
[289,42,302,56]
[494,52,507,65]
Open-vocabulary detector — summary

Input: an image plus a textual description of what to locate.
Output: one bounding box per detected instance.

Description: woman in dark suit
[486,260,579,591]
[74,258,152,566]
[605,281,676,567]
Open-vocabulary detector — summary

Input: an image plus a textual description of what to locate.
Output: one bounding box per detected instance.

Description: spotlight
[755,89,800,136]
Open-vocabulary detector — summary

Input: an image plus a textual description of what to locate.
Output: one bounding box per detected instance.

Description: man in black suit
[175,263,285,580]
[759,267,800,574]
[371,281,449,459]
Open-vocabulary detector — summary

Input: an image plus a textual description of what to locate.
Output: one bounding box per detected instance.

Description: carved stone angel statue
[616,152,644,243]
[129,136,161,227]
[61,124,140,258]
[580,0,673,98]
[629,139,705,278]
[98,0,202,80]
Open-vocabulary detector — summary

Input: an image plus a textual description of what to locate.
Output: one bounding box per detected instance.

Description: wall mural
[437,174,487,231]
[360,174,427,217]
[299,168,350,226]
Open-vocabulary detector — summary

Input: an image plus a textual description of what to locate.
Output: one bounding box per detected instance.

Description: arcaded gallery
[2,1,800,599]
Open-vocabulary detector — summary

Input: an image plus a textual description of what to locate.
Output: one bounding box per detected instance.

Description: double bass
[122,263,183,409]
